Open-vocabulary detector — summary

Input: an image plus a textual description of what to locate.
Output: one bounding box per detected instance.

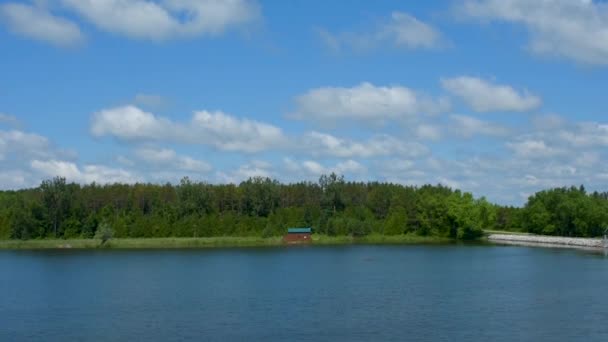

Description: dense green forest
[0,174,606,241]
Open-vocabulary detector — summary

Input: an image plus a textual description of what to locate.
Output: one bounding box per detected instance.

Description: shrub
[94,223,115,245]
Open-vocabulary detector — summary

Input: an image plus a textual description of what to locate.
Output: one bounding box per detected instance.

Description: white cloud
[506,139,562,159]
[292,82,449,125]
[383,159,415,172]
[91,105,286,153]
[460,0,608,65]
[191,110,285,152]
[437,176,461,190]
[386,12,444,49]
[449,114,509,138]
[0,2,84,46]
[135,147,211,173]
[0,170,30,190]
[30,159,138,184]
[91,105,169,139]
[319,11,444,52]
[532,114,565,130]
[216,160,273,183]
[62,0,260,41]
[301,160,326,175]
[575,151,600,167]
[416,124,441,141]
[0,129,52,160]
[557,122,608,147]
[441,76,541,112]
[302,131,429,158]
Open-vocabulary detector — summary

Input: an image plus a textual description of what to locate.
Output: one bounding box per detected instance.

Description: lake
[1,244,608,341]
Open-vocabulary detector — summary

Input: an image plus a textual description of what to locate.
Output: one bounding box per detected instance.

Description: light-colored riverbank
[488,233,605,249]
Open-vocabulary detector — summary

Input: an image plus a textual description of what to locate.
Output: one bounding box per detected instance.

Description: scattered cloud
[460,0,608,65]
[30,159,138,184]
[302,131,429,158]
[291,82,449,125]
[0,170,30,189]
[441,76,541,112]
[0,2,84,46]
[134,147,212,173]
[556,122,608,147]
[285,158,366,177]
[0,129,53,160]
[415,124,442,141]
[532,114,565,130]
[61,0,260,41]
[449,114,509,138]
[319,11,444,52]
[216,160,273,183]
[91,105,286,153]
[506,139,563,159]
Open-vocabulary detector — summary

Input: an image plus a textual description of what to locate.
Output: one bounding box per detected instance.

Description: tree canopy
[0,175,605,241]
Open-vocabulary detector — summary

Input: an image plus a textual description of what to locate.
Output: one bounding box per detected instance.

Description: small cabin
[283,227,312,244]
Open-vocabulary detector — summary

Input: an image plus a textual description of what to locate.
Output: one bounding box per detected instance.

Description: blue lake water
[1,244,608,341]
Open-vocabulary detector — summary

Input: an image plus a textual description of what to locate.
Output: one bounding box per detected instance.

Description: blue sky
[1,0,608,205]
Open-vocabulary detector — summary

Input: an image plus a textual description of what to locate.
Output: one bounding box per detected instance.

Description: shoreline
[487,233,605,250]
[2,233,606,251]
[0,234,453,250]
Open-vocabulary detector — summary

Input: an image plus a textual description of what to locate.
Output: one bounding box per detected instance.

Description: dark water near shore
[1,245,608,341]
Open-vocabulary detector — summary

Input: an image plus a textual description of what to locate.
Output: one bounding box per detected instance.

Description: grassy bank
[0,234,453,250]
[312,234,452,245]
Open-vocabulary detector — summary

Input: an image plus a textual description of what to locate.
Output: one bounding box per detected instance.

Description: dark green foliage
[2,176,604,240]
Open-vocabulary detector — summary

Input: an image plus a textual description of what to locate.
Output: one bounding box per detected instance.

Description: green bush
[94,223,115,245]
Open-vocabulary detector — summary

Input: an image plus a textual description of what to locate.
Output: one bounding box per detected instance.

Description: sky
[1,0,608,205]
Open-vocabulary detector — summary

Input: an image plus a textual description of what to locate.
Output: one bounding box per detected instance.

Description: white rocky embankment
[488,234,605,249]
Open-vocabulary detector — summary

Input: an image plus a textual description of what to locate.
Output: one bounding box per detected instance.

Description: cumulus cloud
[61,0,260,41]
[135,147,211,172]
[0,2,84,46]
[292,82,449,125]
[319,11,444,52]
[460,0,608,65]
[441,76,541,112]
[91,105,286,153]
[30,159,138,184]
[449,114,509,138]
[302,131,429,159]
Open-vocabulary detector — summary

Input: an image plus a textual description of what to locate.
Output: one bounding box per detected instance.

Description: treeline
[0,175,606,240]
[520,186,608,237]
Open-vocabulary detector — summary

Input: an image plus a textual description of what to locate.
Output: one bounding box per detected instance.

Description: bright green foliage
[521,186,608,237]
